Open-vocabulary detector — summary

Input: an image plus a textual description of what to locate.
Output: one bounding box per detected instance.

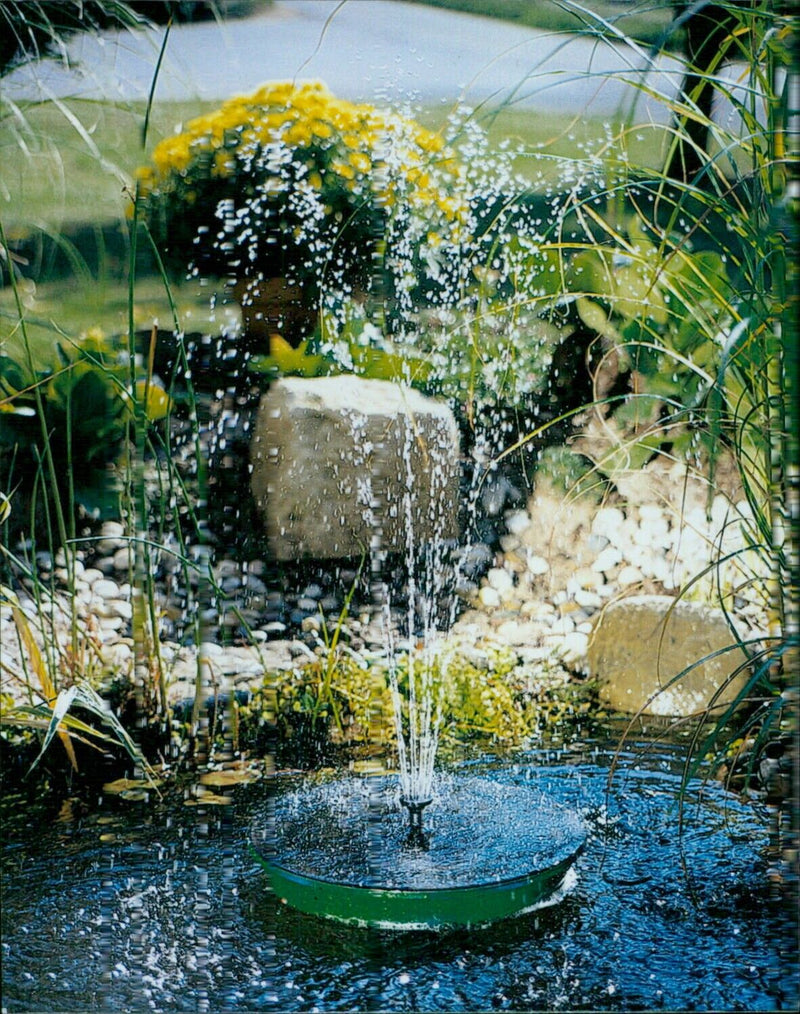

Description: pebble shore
[1,454,769,718]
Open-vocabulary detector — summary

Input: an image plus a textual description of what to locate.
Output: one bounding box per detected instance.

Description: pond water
[2,745,796,1012]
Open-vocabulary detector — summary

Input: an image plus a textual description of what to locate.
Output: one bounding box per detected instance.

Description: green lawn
[0,273,238,357]
[403,0,677,48]
[1,96,670,235]
[0,92,670,343]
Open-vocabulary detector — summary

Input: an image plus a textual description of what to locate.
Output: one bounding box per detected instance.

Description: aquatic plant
[0,322,170,538]
[0,580,153,777]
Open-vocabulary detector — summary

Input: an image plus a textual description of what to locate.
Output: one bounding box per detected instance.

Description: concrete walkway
[3,0,685,121]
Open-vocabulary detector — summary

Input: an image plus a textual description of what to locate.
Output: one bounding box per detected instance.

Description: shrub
[135,81,467,318]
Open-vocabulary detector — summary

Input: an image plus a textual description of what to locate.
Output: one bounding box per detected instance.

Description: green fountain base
[251,774,586,930]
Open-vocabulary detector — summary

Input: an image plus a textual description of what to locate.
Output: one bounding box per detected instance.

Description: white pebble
[93,578,120,600]
[592,546,623,573]
[617,565,643,586]
[112,548,132,571]
[574,589,602,610]
[558,631,590,662]
[591,507,625,540]
[526,553,549,576]
[479,586,501,609]
[551,614,575,635]
[109,599,133,621]
[504,510,531,536]
[499,533,521,552]
[487,567,514,593]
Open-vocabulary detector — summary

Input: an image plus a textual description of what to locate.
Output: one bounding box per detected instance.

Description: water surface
[2,746,796,1012]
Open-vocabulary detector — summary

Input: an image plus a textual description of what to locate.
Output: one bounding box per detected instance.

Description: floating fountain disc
[251,774,586,930]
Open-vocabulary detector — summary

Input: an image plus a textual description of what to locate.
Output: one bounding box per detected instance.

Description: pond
[2,743,796,1012]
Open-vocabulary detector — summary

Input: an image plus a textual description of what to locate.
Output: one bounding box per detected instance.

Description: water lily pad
[198,769,260,786]
[120,789,150,802]
[196,793,233,806]
[103,777,161,794]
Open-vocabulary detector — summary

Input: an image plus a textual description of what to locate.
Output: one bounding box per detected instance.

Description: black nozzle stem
[400,795,433,831]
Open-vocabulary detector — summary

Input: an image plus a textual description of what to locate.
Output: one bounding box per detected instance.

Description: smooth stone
[526,553,549,576]
[486,567,514,593]
[251,376,460,560]
[504,510,531,536]
[199,642,223,658]
[634,518,670,548]
[573,567,604,590]
[263,621,288,634]
[478,586,501,609]
[574,589,602,610]
[617,565,644,586]
[587,595,751,717]
[495,620,542,646]
[98,615,124,632]
[289,640,317,659]
[520,600,556,620]
[550,615,575,635]
[586,532,610,553]
[591,507,625,540]
[112,548,132,571]
[55,550,83,569]
[557,631,590,661]
[93,578,120,599]
[591,546,623,573]
[107,599,133,621]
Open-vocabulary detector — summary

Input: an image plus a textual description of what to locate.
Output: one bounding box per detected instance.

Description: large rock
[250,376,460,560]
[587,595,751,717]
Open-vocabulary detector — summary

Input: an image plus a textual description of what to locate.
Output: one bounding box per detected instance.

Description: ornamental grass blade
[6,589,78,770]
[29,685,79,773]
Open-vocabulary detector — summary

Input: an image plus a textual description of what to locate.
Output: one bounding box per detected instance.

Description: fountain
[137,82,590,929]
[252,772,586,930]
[249,387,587,931]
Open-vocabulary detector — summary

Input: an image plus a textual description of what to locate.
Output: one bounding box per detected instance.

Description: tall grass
[514,0,796,851]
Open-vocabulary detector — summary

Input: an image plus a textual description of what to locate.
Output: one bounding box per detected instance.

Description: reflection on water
[1,746,797,1012]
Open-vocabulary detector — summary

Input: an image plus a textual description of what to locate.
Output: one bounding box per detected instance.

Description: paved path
[3,0,684,121]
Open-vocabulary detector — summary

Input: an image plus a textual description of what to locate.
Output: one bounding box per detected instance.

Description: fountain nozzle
[400,796,433,850]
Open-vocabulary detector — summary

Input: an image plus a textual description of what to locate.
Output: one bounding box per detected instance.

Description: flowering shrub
[136,81,468,313]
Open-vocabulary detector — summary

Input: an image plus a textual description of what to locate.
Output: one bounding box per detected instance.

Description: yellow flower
[349,151,371,174]
[213,150,235,177]
[332,161,355,181]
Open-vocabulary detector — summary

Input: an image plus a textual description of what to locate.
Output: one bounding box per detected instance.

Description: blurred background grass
[405,0,676,47]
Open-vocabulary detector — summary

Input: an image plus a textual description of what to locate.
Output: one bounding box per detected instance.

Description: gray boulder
[250,376,460,560]
[587,594,751,716]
